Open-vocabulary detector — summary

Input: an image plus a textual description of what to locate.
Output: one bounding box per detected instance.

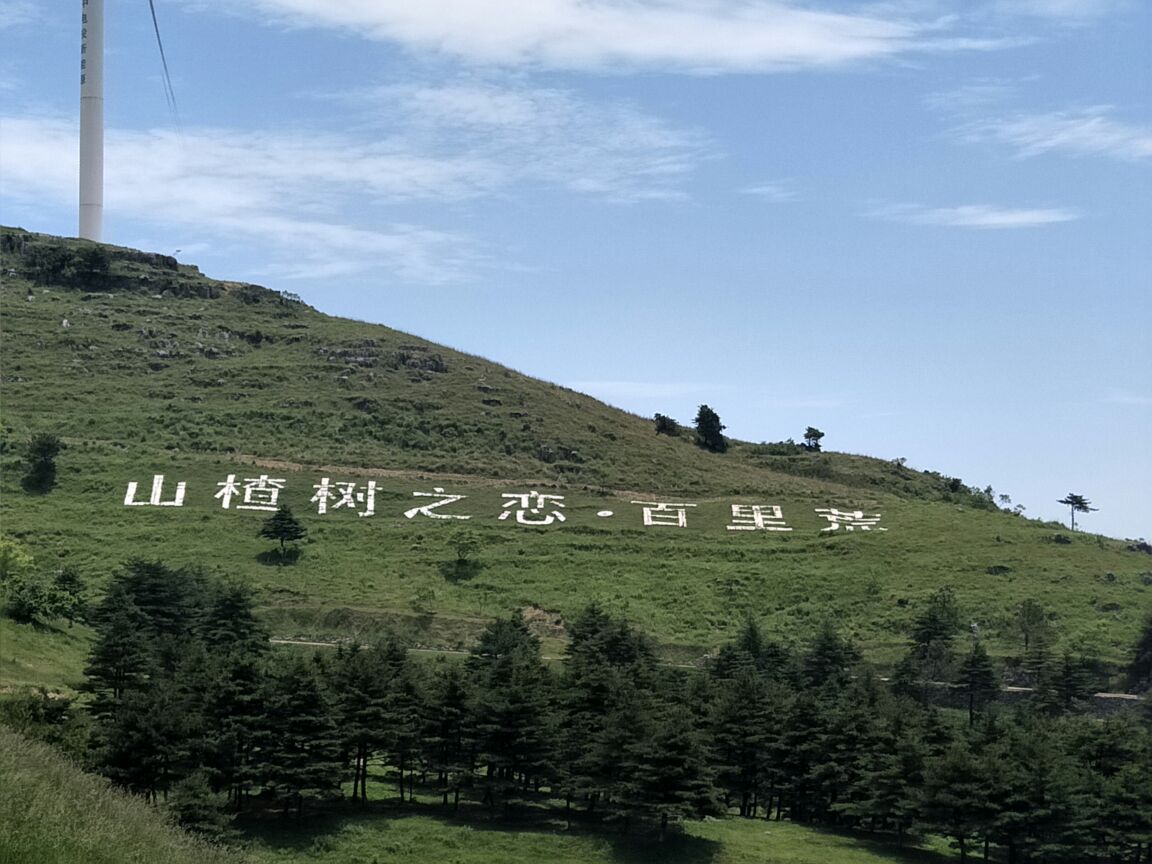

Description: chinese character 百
[404,487,471,520]
[814,508,887,532]
[124,475,186,507]
[311,478,377,517]
[727,504,792,532]
[499,491,566,525]
[631,500,697,528]
[215,474,286,512]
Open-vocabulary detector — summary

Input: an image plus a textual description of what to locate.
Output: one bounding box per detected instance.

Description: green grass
[3,227,1150,694]
[244,809,953,864]
[0,723,953,864]
[0,728,243,864]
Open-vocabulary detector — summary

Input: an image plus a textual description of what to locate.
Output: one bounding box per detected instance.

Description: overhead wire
[147,0,181,131]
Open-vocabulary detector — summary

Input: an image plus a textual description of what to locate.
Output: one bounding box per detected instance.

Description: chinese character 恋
[727,504,792,532]
[500,491,566,525]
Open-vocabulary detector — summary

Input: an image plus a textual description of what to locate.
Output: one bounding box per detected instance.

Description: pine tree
[258,505,307,560]
[260,654,343,818]
[957,641,998,726]
[467,614,555,811]
[82,584,153,710]
[918,740,994,862]
[693,404,727,453]
[627,705,721,840]
[709,669,777,818]
[422,659,475,810]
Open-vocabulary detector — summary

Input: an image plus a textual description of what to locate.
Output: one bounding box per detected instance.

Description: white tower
[79,0,104,241]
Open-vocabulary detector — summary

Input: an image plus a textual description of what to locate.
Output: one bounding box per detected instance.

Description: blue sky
[1,0,1149,539]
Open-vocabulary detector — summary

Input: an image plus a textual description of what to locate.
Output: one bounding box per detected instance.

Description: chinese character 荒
[814,508,887,532]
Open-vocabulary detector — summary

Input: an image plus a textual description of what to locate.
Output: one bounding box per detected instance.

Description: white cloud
[208,0,1011,73]
[0,1,36,29]
[962,107,1152,162]
[354,81,713,201]
[0,115,481,283]
[0,86,706,281]
[871,202,1081,227]
[989,0,1123,21]
[739,181,798,202]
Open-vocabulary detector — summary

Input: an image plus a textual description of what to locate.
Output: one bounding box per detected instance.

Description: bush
[653,414,680,436]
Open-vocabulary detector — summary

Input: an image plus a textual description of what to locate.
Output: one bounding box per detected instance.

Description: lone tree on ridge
[693,405,727,453]
[1057,493,1096,531]
[802,426,825,452]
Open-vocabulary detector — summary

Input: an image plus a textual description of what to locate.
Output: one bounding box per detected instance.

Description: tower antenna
[79,0,104,241]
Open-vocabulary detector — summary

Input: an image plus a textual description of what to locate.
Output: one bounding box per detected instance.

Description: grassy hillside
[2,227,1150,689]
[0,728,242,864]
[0,726,953,864]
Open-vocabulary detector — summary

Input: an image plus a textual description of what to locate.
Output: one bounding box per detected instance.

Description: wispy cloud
[0,115,482,283]
[988,0,1124,22]
[739,182,798,202]
[961,106,1152,162]
[1100,391,1152,406]
[0,84,707,281]
[0,1,36,29]
[208,0,1015,73]
[352,81,713,202]
[871,202,1081,228]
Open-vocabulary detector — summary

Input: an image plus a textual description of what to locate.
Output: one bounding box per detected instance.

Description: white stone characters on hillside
[500,491,566,525]
[814,508,887,532]
[124,475,186,507]
[632,500,697,528]
[214,474,286,511]
[727,504,792,532]
[311,478,377,517]
[404,487,471,520]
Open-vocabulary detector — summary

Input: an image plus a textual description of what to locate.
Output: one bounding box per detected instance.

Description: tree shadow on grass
[256,548,302,567]
[437,559,484,583]
[236,796,720,864]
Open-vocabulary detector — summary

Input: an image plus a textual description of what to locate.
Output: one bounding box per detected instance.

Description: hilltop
[2,227,1149,687]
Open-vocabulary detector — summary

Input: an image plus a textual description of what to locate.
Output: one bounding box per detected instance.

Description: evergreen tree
[800,622,859,690]
[693,404,727,453]
[21,432,63,493]
[957,640,998,726]
[260,654,343,818]
[82,584,153,710]
[918,740,994,862]
[422,659,475,810]
[709,669,777,817]
[627,706,722,841]
[258,505,307,558]
[330,642,394,806]
[467,614,555,811]
[1124,612,1152,693]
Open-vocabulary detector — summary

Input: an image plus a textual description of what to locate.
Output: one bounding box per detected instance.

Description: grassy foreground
[0,723,955,864]
[0,728,241,864]
[244,809,952,864]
